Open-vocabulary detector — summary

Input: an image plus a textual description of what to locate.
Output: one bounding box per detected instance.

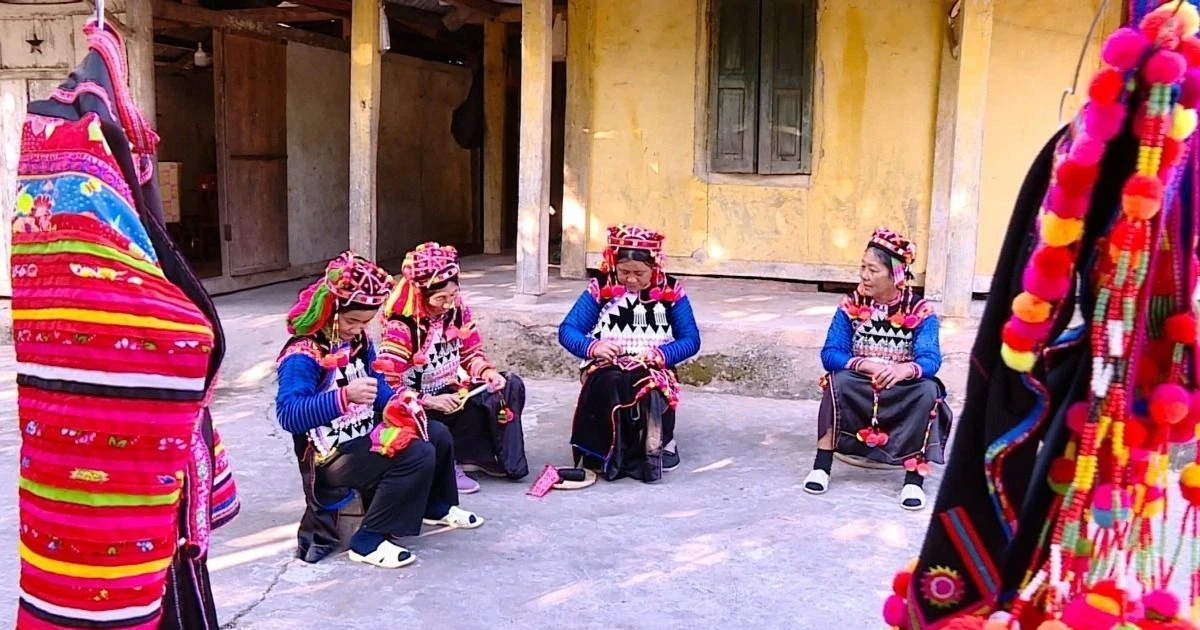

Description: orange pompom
[1180,463,1200,505]
[1125,173,1164,199]
[1123,194,1163,221]
[1012,292,1052,324]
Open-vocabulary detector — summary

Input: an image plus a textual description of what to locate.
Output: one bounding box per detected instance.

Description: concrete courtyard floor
[0,282,946,630]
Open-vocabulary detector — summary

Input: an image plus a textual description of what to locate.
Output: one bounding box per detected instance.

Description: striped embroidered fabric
[12,24,235,630]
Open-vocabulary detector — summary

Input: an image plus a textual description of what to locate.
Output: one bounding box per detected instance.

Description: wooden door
[216,32,289,277]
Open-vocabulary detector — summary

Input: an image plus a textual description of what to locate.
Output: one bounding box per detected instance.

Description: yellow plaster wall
[572,0,1124,283]
[975,0,1122,277]
[578,0,944,275]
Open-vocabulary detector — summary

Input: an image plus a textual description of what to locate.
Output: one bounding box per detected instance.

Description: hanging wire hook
[1059,0,1111,125]
[94,0,105,29]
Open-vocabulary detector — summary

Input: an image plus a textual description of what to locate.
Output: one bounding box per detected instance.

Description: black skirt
[818,370,953,466]
[426,373,529,479]
[570,365,675,483]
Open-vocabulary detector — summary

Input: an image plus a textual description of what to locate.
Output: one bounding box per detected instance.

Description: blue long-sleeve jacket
[820,310,943,378]
[558,285,702,368]
[276,339,396,435]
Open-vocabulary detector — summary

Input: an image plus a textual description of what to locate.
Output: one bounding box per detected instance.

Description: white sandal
[900,484,926,511]
[803,469,830,495]
[422,505,485,529]
[348,540,417,569]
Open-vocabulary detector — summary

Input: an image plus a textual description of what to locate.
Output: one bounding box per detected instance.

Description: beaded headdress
[286,251,394,337]
[887,3,1200,629]
[601,224,666,272]
[867,226,916,288]
[383,242,461,320]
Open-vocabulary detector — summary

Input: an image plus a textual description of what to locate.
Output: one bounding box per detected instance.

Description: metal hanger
[1059,0,1110,125]
[95,0,104,29]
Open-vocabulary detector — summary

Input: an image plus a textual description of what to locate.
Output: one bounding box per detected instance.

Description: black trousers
[426,372,530,479]
[318,420,459,539]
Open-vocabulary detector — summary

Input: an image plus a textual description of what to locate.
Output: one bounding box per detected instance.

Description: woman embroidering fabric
[558,225,702,483]
[803,227,952,511]
[276,252,483,570]
[374,242,529,494]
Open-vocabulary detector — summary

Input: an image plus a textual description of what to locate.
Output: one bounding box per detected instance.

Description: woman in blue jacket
[558,225,701,483]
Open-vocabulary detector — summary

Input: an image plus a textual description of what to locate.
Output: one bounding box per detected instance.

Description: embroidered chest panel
[852,311,916,364]
[591,294,674,356]
[404,321,464,394]
[308,351,374,456]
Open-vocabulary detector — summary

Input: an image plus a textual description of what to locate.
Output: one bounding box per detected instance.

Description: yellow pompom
[1040,214,1084,247]
[1181,462,1200,488]
[1171,106,1198,141]
[1001,344,1037,372]
[1167,0,1200,36]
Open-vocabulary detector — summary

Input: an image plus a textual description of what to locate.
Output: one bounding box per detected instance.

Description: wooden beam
[224,7,338,23]
[497,4,564,23]
[125,0,156,125]
[923,1,960,306]
[943,0,992,317]
[348,0,382,259]
[152,0,349,51]
[560,0,591,279]
[483,19,506,254]
[515,0,552,298]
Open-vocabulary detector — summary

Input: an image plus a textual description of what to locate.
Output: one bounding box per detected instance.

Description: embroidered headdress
[601,224,666,272]
[384,242,461,320]
[286,251,395,336]
[866,226,916,289]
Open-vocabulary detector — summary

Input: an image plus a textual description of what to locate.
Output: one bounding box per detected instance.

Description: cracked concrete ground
[0,285,945,630]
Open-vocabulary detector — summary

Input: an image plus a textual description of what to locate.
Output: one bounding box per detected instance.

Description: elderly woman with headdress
[804,228,953,510]
[558,225,702,483]
[275,252,484,570]
[374,242,529,495]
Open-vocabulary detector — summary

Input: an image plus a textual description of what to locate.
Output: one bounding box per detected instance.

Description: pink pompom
[1150,383,1191,425]
[1023,263,1072,301]
[1007,315,1054,343]
[882,595,907,627]
[1085,102,1127,141]
[649,288,663,301]
[1143,589,1181,620]
[1068,134,1106,168]
[1102,28,1151,71]
[1182,70,1200,108]
[1144,50,1188,84]
[1067,402,1090,434]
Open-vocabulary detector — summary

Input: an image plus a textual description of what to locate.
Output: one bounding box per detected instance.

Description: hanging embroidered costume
[375,242,529,480]
[558,225,702,483]
[12,22,238,629]
[883,4,1200,628]
[818,228,953,471]
[276,252,466,565]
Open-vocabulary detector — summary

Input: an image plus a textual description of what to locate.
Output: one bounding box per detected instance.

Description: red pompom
[1056,160,1101,195]
[1183,69,1200,108]
[1141,11,1184,50]
[1137,356,1163,390]
[1031,246,1074,276]
[882,594,907,627]
[1166,313,1199,345]
[1023,263,1072,301]
[892,570,912,597]
[1181,37,1200,67]
[1084,102,1127,141]
[1168,415,1197,444]
[1124,418,1150,449]
[1089,68,1126,103]
[1151,384,1192,425]
[1145,50,1189,84]
[1125,173,1165,200]
[1162,137,1185,169]
[1103,27,1151,71]
[943,616,986,630]
[1002,321,1038,352]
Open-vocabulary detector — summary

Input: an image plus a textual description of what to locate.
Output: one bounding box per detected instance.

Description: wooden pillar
[0,80,27,298]
[560,0,590,280]
[349,0,382,260]
[483,20,506,255]
[942,0,992,318]
[515,0,552,298]
[124,0,156,125]
[923,3,960,306]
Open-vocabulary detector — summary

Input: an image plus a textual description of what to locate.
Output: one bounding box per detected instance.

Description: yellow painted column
[515,0,552,298]
[349,0,382,260]
[943,0,992,317]
[483,20,506,255]
[560,0,592,280]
